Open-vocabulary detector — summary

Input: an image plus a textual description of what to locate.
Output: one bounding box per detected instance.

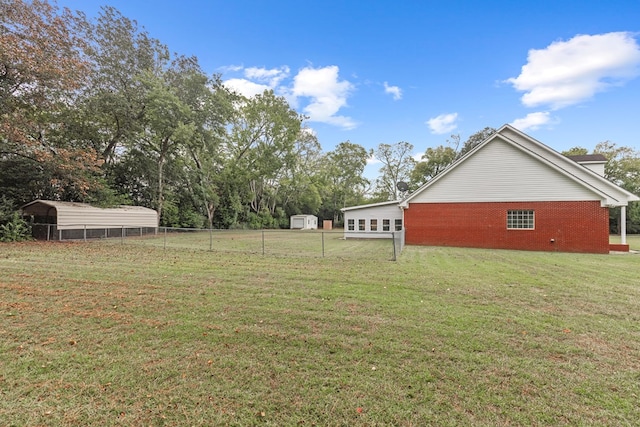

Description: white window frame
[507,210,535,230]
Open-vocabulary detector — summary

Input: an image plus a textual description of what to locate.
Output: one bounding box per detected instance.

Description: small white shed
[21,200,158,230]
[290,214,318,230]
[341,200,403,239]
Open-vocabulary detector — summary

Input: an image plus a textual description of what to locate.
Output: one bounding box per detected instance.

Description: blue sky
[58,0,640,177]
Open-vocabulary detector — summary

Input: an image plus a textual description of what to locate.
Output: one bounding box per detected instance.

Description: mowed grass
[1,240,639,426]
[116,229,398,260]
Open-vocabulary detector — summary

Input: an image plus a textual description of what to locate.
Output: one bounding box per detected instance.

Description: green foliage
[374,141,415,200]
[410,144,457,188]
[0,212,32,242]
[562,146,590,156]
[456,126,496,159]
[319,141,370,223]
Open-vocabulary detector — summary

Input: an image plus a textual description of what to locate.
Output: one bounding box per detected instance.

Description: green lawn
[116,228,399,260]
[1,241,639,426]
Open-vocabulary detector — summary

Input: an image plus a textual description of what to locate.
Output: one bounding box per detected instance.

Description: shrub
[0,212,32,242]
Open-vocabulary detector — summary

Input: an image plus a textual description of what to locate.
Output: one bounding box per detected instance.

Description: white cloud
[412,152,425,162]
[218,64,244,73]
[223,64,357,130]
[223,66,290,98]
[223,78,271,98]
[507,32,640,109]
[427,113,458,134]
[244,66,290,87]
[510,112,555,131]
[292,65,357,130]
[383,82,402,100]
[366,154,381,165]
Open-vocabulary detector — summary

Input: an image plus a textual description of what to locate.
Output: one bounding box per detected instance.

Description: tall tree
[456,127,496,159]
[226,90,303,227]
[320,141,370,223]
[410,144,457,188]
[373,141,415,200]
[136,69,195,224]
[277,127,324,219]
[0,0,103,204]
[77,6,169,163]
[183,71,236,228]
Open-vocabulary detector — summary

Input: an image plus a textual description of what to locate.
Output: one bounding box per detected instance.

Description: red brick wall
[404,201,610,253]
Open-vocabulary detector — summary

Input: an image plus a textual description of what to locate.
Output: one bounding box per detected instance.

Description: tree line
[1,0,639,237]
[1,0,374,231]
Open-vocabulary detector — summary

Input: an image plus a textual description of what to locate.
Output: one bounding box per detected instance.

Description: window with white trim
[394,219,403,231]
[358,219,365,231]
[383,219,390,231]
[370,219,377,231]
[347,219,354,231]
[507,210,534,229]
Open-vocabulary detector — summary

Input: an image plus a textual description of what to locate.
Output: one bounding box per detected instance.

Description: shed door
[292,218,304,228]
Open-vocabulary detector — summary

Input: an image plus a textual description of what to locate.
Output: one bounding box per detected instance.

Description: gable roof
[400,124,639,208]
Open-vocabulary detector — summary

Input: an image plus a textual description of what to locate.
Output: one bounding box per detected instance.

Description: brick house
[343,125,639,253]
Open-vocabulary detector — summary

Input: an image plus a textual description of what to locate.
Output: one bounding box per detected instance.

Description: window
[383,219,390,231]
[507,210,534,229]
[395,219,403,231]
[358,219,365,231]
[347,219,354,231]
[370,219,378,231]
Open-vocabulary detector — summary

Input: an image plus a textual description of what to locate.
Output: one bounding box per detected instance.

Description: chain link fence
[30,224,405,261]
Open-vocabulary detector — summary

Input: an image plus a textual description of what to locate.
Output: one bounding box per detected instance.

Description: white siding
[56,205,158,230]
[22,201,158,230]
[290,215,317,229]
[343,203,402,239]
[410,138,601,203]
[499,127,633,205]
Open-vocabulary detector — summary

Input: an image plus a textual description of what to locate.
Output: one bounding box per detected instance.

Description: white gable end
[409,137,601,203]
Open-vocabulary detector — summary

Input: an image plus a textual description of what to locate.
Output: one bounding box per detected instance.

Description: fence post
[83,225,87,242]
[262,230,265,256]
[322,231,325,258]
[47,224,51,241]
[392,232,397,261]
[121,226,124,244]
[59,228,62,241]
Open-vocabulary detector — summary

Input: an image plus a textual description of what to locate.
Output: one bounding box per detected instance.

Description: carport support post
[121,226,124,244]
[83,225,87,242]
[621,206,627,244]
